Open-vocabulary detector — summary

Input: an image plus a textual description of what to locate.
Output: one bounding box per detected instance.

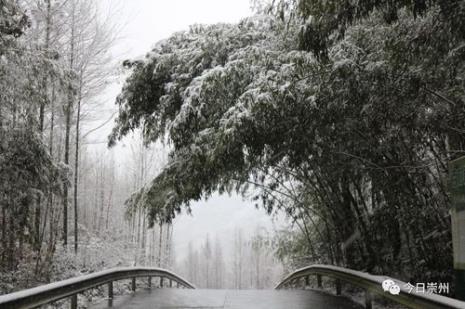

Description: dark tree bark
[73,95,81,253]
[63,0,76,248]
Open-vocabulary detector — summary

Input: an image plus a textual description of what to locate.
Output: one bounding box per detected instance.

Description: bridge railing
[0,267,195,309]
[275,264,465,309]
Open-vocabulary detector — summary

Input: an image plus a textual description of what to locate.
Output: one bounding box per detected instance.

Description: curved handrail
[0,267,195,309]
[275,264,465,309]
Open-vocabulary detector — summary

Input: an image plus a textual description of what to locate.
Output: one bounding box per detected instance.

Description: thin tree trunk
[63,97,71,247]
[8,215,15,270]
[136,208,141,245]
[158,223,163,267]
[165,224,172,267]
[63,0,76,248]
[73,95,81,253]
[151,227,156,266]
[105,185,113,230]
[1,205,6,265]
[35,0,52,256]
[98,163,105,235]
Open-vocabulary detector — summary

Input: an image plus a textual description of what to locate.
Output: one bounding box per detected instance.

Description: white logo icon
[389,284,401,295]
[382,279,400,295]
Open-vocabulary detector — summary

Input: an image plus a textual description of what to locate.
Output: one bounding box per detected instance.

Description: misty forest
[1,0,465,308]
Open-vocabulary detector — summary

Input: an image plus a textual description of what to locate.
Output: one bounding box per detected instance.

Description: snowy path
[89,288,363,309]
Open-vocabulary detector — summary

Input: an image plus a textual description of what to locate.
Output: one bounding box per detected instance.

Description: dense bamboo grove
[110,0,465,289]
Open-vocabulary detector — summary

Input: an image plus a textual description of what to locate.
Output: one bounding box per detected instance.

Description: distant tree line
[180,228,283,289]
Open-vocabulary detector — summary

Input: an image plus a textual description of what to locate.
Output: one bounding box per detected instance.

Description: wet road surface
[90,289,363,309]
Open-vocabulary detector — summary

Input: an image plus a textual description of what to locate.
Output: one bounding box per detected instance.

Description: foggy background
[86,0,285,265]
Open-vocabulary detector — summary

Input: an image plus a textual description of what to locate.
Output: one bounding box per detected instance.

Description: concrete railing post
[336,279,342,295]
[70,294,77,309]
[317,274,322,288]
[148,276,152,288]
[160,277,164,288]
[131,277,136,292]
[365,291,373,309]
[305,276,310,289]
[108,281,113,299]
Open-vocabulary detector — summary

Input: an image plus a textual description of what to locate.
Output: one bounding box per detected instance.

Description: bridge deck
[90,289,363,309]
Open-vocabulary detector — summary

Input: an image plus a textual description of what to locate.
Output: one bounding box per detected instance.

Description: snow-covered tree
[110,3,465,286]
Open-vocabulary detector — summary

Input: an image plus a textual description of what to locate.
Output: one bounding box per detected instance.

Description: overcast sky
[88,0,286,263]
[120,0,252,59]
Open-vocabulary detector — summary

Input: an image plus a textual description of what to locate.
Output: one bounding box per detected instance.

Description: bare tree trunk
[46,94,56,272]
[165,224,173,267]
[1,205,6,265]
[105,184,113,230]
[158,223,163,267]
[141,210,146,265]
[62,98,71,247]
[131,211,136,243]
[73,92,81,253]
[136,208,141,245]
[238,231,242,289]
[98,162,105,235]
[47,82,56,249]
[151,227,156,266]
[63,0,76,248]
[8,215,15,270]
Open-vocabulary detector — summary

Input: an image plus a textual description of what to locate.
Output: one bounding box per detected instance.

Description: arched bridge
[0,265,464,309]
